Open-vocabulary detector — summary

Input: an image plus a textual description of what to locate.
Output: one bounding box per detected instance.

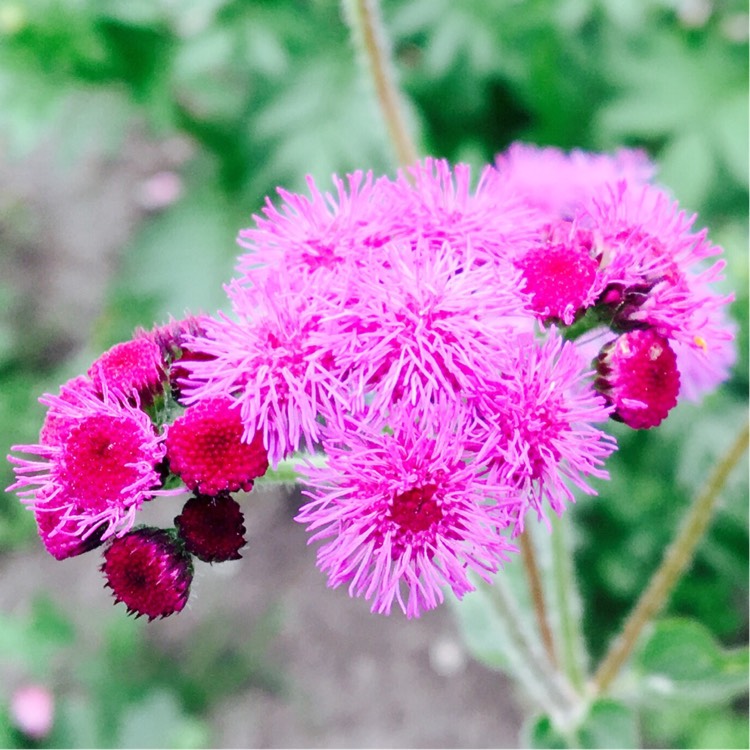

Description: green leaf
[636,618,749,704]
[523,714,570,749]
[577,699,639,749]
[115,689,198,749]
[711,89,750,188]
[657,130,715,212]
[450,584,511,672]
[523,700,639,749]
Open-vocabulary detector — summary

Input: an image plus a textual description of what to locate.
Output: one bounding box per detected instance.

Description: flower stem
[342,0,420,169]
[591,419,749,696]
[550,513,588,693]
[519,530,558,668]
[256,453,329,485]
[484,573,582,734]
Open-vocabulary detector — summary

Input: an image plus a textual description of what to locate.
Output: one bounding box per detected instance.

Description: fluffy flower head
[8,388,167,542]
[296,400,517,618]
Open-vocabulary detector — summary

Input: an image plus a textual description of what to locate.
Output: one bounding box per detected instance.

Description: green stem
[519,530,558,668]
[342,0,420,169]
[483,574,583,734]
[550,513,588,693]
[591,419,749,696]
[256,453,328,485]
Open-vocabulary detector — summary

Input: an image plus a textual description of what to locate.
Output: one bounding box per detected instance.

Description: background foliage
[0,0,747,747]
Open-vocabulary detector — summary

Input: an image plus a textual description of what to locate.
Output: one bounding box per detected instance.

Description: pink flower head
[327,238,523,415]
[589,183,733,338]
[494,142,655,219]
[166,396,268,495]
[175,492,247,562]
[296,400,517,618]
[514,220,600,325]
[178,276,346,466]
[379,157,536,264]
[87,338,165,400]
[34,488,105,560]
[236,170,389,283]
[101,527,193,620]
[8,388,168,542]
[38,374,97,446]
[10,685,54,740]
[469,331,617,531]
[595,328,681,429]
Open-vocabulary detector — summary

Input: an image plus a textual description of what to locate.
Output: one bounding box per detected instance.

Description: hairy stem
[484,573,582,734]
[592,420,749,696]
[550,513,588,693]
[519,530,558,668]
[342,0,420,169]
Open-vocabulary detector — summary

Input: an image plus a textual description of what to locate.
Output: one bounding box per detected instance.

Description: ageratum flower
[323,238,525,415]
[378,157,537,265]
[236,170,390,283]
[586,181,735,399]
[469,331,616,531]
[178,274,348,466]
[295,400,517,618]
[87,338,165,400]
[166,396,268,495]
[494,142,654,219]
[7,386,169,544]
[513,220,600,325]
[175,493,247,563]
[595,328,681,429]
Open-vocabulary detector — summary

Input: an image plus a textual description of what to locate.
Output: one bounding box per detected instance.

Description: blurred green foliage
[0,0,747,747]
[0,596,283,748]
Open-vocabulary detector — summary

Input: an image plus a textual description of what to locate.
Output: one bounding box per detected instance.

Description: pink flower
[585,181,735,398]
[469,331,617,530]
[165,396,268,495]
[178,276,347,466]
[8,388,168,542]
[101,527,193,620]
[87,338,165,400]
[10,685,54,740]
[323,238,524,415]
[513,220,600,325]
[236,170,389,283]
[296,400,517,618]
[378,157,537,264]
[494,142,654,219]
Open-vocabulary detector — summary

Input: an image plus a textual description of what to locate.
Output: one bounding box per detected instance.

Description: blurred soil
[0,133,524,748]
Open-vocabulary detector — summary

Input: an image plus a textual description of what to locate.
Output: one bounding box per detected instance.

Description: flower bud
[101,527,193,620]
[595,328,680,429]
[175,493,247,563]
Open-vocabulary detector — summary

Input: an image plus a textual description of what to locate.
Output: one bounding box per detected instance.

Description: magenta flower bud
[175,493,247,563]
[165,396,269,496]
[595,329,680,429]
[101,528,193,620]
[10,684,55,740]
[87,338,166,400]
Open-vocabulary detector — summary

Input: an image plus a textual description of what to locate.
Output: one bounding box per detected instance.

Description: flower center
[390,484,442,534]
[61,415,147,512]
[516,243,598,324]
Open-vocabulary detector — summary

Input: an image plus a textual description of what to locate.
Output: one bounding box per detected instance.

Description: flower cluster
[7,317,269,620]
[7,144,735,619]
